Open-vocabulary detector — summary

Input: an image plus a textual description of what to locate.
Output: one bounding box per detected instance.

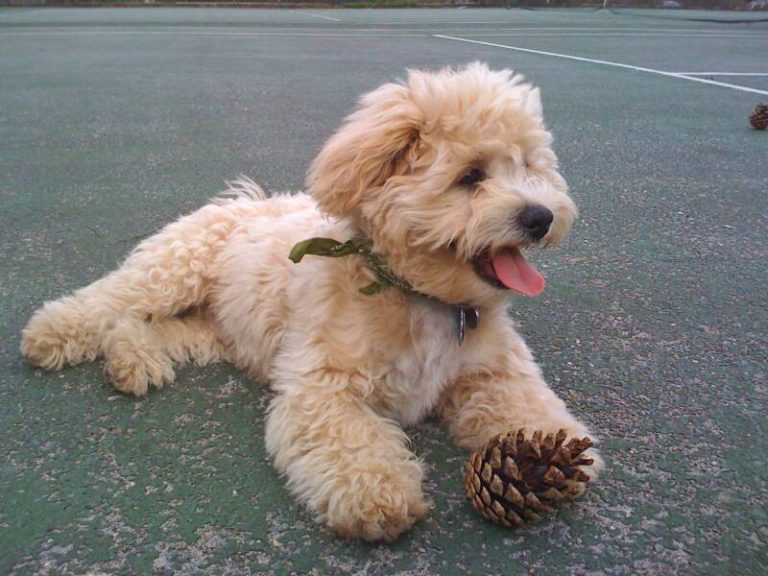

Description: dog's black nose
[518,205,554,241]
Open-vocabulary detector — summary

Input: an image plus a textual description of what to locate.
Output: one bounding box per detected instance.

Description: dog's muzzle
[518,205,554,241]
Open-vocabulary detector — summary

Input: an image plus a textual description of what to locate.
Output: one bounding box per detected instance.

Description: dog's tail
[214,175,268,205]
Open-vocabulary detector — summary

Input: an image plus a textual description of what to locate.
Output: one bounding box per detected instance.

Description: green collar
[289,236,412,295]
[289,236,480,343]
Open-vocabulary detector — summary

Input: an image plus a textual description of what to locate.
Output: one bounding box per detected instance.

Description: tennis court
[1,6,766,574]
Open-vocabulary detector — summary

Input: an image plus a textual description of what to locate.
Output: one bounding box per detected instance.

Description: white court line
[1,26,762,40]
[431,26,764,33]
[1,27,762,39]
[332,20,768,27]
[291,10,342,22]
[0,25,757,34]
[0,27,763,43]
[0,30,418,37]
[434,34,768,96]
[462,32,765,38]
[675,72,768,76]
[349,25,765,32]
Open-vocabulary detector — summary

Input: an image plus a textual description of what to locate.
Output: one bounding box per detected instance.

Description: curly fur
[21,62,600,542]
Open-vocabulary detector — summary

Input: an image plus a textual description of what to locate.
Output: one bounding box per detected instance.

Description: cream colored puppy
[22,62,601,542]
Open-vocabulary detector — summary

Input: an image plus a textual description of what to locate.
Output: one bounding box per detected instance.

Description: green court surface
[1,7,766,575]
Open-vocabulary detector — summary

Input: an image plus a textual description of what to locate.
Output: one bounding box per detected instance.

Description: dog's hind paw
[102,318,175,396]
[104,344,174,397]
[21,299,97,370]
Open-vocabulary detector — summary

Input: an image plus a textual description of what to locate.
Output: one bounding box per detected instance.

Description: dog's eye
[458,168,485,188]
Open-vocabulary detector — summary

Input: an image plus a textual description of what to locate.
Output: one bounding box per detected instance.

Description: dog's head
[307,62,577,307]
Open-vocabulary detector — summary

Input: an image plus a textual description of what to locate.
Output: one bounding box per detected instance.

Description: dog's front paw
[580,446,604,481]
[325,461,429,542]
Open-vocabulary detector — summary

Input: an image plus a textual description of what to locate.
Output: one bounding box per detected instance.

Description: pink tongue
[491,248,545,296]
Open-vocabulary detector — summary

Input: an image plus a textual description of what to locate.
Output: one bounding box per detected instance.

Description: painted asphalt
[1,7,766,575]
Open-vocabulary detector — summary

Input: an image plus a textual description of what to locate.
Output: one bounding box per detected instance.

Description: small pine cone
[750,103,768,130]
[465,429,594,527]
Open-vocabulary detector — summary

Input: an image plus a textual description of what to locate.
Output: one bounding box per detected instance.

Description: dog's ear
[307,82,421,218]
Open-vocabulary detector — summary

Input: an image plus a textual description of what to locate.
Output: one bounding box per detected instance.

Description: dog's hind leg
[101,316,176,396]
[21,203,237,394]
[100,311,230,396]
[152,311,230,367]
[21,293,102,371]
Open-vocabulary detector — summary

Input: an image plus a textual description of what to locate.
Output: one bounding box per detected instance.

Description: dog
[21,62,601,542]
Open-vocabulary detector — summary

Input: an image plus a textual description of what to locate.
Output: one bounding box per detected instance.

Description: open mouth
[471,246,545,297]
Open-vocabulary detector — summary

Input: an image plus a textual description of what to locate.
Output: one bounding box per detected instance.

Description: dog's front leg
[265,372,428,542]
[438,369,603,478]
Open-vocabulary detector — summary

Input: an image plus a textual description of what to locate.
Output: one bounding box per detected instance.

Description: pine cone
[465,429,594,527]
[750,103,768,130]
